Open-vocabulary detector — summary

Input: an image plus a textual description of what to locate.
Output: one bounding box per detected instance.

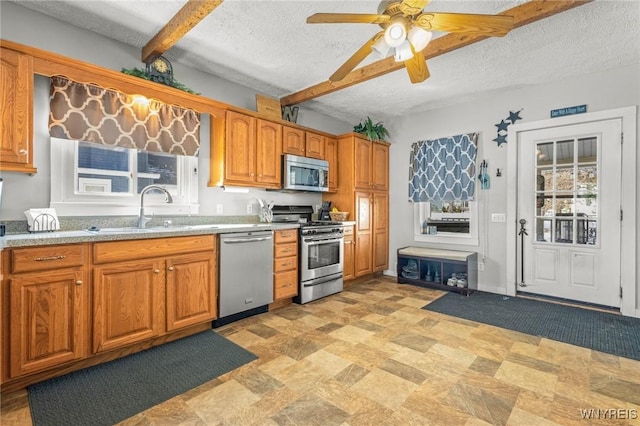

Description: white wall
[0,2,352,220]
[386,63,640,310]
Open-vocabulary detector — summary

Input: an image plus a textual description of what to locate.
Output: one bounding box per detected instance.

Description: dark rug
[28,330,257,426]
[423,292,640,361]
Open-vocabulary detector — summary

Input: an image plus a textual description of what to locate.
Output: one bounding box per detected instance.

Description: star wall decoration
[494,109,523,147]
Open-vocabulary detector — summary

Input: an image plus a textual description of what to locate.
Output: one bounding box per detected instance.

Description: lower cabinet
[273,229,298,300]
[2,244,90,381]
[343,225,355,281]
[1,236,216,387]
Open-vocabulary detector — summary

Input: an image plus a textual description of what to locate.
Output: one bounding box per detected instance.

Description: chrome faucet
[138,185,173,228]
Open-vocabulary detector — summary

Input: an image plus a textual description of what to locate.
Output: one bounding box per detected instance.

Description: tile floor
[2,276,640,425]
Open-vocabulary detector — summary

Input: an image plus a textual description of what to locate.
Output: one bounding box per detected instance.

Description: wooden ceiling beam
[280,0,592,106]
[142,0,223,62]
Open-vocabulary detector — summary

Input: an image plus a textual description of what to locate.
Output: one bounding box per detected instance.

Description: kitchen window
[414,201,478,245]
[50,138,199,216]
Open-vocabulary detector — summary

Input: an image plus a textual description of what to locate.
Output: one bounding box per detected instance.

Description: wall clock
[146,56,173,85]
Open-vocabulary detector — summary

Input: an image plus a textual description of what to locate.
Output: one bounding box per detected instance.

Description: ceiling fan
[307,0,514,84]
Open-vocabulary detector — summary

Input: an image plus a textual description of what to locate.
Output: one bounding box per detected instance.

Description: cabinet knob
[154,269,160,274]
[168,266,175,271]
[19,149,28,155]
[75,280,83,286]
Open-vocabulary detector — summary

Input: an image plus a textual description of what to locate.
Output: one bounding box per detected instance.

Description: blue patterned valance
[408,133,478,202]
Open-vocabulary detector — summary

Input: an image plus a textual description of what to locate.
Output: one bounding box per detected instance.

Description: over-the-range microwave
[282,154,329,192]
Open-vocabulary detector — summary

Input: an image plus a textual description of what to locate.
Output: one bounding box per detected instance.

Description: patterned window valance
[408,132,478,202]
[48,76,200,156]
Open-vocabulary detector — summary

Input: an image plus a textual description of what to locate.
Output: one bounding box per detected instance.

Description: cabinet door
[93,259,164,352]
[372,142,389,191]
[282,126,305,156]
[0,48,35,173]
[256,119,282,187]
[324,137,338,191]
[305,132,325,159]
[372,192,389,272]
[354,192,372,277]
[9,270,87,377]
[354,138,372,190]
[166,251,217,331]
[343,227,355,281]
[225,111,256,184]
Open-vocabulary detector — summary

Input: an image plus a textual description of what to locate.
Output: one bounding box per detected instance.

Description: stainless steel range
[272,205,344,304]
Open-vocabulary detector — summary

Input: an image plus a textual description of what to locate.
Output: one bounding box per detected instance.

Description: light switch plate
[491,213,506,223]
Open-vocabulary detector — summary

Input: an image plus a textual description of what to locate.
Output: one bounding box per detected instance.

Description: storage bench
[397,247,477,295]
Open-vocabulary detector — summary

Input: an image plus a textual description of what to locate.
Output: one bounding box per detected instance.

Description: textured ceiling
[10,0,640,125]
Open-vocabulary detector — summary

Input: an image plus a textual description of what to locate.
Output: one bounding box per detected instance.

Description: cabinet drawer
[274,255,297,273]
[274,230,298,244]
[343,226,354,236]
[10,244,86,273]
[274,270,298,299]
[274,242,297,258]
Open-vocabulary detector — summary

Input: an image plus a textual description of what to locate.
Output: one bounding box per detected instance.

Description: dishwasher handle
[222,236,273,244]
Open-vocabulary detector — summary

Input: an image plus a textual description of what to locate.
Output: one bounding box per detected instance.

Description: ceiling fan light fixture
[384,20,407,48]
[372,36,391,58]
[408,26,432,52]
[394,40,414,62]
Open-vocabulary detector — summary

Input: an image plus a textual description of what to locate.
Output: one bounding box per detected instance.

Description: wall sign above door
[550,104,587,118]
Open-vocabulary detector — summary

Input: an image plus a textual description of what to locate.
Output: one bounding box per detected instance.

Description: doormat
[28,330,257,426]
[423,292,640,361]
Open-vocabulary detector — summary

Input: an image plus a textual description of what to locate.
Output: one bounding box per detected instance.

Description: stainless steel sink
[85,227,151,234]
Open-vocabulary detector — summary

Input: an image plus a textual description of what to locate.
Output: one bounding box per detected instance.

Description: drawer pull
[168,266,175,271]
[33,255,66,262]
[75,280,83,286]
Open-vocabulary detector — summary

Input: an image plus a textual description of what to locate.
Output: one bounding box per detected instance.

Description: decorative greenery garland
[121,67,198,94]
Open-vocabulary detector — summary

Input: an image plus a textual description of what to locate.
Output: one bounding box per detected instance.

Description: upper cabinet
[0,47,36,174]
[282,127,325,160]
[354,136,389,191]
[324,137,338,192]
[282,126,305,157]
[218,111,282,189]
[305,131,325,159]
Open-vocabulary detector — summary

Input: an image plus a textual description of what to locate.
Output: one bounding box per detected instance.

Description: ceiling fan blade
[404,49,430,84]
[307,13,390,24]
[399,0,431,16]
[415,13,514,36]
[330,32,383,82]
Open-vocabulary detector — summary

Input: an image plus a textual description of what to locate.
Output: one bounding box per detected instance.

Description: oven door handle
[303,237,343,245]
[302,273,343,287]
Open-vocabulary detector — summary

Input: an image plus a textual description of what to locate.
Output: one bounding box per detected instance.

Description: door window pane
[536,142,553,166]
[556,197,574,215]
[577,219,597,245]
[577,137,597,163]
[556,140,574,164]
[536,218,552,242]
[555,218,574,243]
[555,166,574,191]
[537,194,554,216]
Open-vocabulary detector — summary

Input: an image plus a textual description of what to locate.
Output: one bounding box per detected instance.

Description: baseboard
[477,284,507,295]
[383,269,397,277]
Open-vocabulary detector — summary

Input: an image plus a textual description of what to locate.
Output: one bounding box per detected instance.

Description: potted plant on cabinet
[353,116,390,141]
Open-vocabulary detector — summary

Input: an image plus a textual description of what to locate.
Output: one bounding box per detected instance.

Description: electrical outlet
[315,204,321,213]
[478,262,485,271]
[216,204,223,214]
[247,204,253,214]
[491,213,506,223]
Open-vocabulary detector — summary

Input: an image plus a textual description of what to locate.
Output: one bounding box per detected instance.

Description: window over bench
[409,133,479,246]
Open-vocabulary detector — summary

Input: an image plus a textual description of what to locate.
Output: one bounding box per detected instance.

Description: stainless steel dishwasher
[215,230,274,327]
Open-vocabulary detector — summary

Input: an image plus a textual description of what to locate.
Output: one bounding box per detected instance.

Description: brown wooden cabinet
[0,47,36,174]
[273,229,298,300]
[2,244,89,380]
[343,225,355,281]
[323,133,390,280]
[92,235,217,353]
[324,137,339,192]
[305,131,325,159]
[282,125,305,157]
[221,111,281,189]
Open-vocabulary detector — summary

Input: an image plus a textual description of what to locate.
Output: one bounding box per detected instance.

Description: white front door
[517,119,622,307]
